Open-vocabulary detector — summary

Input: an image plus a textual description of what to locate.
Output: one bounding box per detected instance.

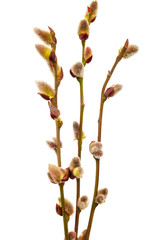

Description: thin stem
[74,41,86,239]
[53,63,69,240]
[85,159,99,240]
[85,99,103,240]
[98,100,104,142]
[82,41,86,66]
[74,78,84,238]
[59,184,69,239]
[78,78,85,157]
[85,40,128,240]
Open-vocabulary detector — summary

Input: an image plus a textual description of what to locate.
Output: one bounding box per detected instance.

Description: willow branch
[85,39,128,240]
[53,63,69,240]
[74,40,86,239]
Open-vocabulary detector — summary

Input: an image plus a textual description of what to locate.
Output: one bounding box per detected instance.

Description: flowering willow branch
[85,39,129,240]
[70,4,96,238]
[34,27,69,240]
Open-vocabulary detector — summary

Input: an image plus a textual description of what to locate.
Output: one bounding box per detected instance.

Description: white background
[0,0,160,239]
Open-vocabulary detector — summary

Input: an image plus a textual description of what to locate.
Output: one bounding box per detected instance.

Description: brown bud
[49,49,57,63]
[37,92,50,100]
[48,26,55,35]
[70,62,84,78]
[95,194,105,204]
[78,195,89,210]
[89,141,103,158]
[78,230,87,240]
[64,232,76,240]
[73,167,84,179]
[78,19,90,41]
[57,65,64,82]
[58,198,74,216]
[48,102,60,119]
[68,232,76,240]
[69,157,81,171]
[61,168,70,182]
[48,26,57,50]
[125,39,129,48]
[69,169,76,180]
[84,47,93,63]
[104,84,123,99]
[56,203,62,216]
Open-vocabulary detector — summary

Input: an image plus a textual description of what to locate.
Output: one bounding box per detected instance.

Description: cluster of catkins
[34,0,139,239]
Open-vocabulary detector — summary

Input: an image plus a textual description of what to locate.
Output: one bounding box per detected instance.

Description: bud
[49,49,57,63]
[78,230,87,240]
[98,188,108,199]
[125,39,129,48]
[48,102,60,119]
[55,117,63,128]
[56,203,62,216]
[84,47,93,63]
[64,232,76,240]
[34,27,52,45]
[89,141,103,158]
[58,198,74,216]
[37,93,50,101]
[119,44,139,59]
[104,84,123,99]
[73,121,79,139]
[68,232,76,240]
[69,169,76,180]
[78,19,90,41]
[36,81,55,99]
[46,137,62,153]
[70,62,84,78]
[48,26,57,48]
[48,164,66,184]
[61,168,70,182]
[73,121,85,140]
[57,65,64,82]
[78,195,89,210]
[73,167,84,179]
[35,44,52,62]
[85,1,98,23]
[69,157,81,171]
[95,194,105,204]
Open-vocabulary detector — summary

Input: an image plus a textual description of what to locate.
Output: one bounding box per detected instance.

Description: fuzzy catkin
[71,62,84,78]
[69,157,81,171]
[36,81,55,98]
[34,28,52,45]
[78,195,89,210]
[98,188,108,199]
[59,198,74,216]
